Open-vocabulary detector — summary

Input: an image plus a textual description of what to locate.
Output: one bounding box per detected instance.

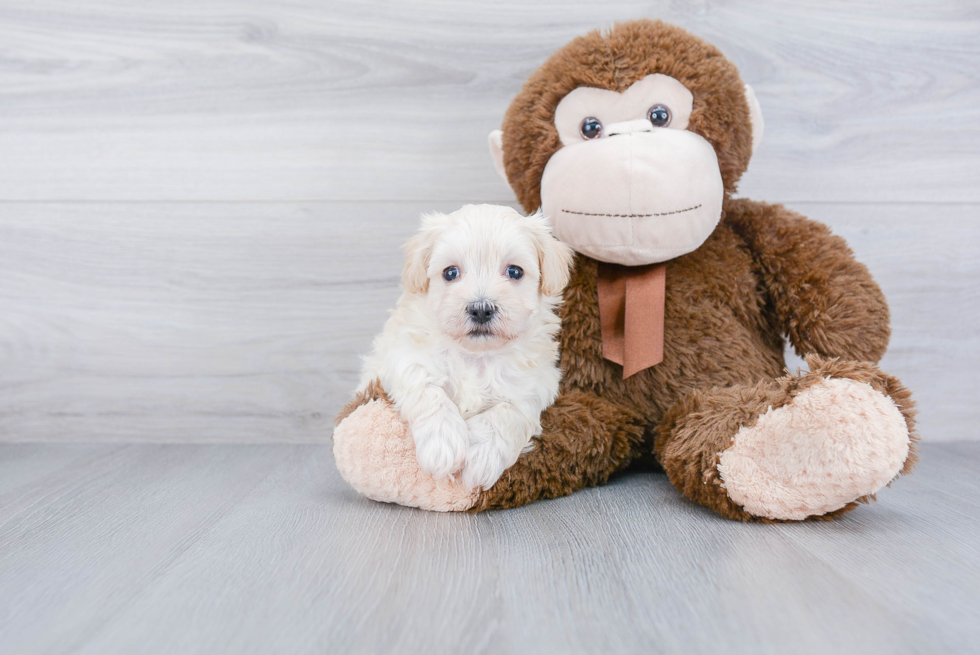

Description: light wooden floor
[1,441,977,655]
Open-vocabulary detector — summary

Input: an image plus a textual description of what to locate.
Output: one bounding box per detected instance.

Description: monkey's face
[489,20,764,267]
[539,74,725,266]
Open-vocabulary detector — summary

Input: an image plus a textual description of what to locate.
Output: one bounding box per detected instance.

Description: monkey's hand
[332,390,479,512]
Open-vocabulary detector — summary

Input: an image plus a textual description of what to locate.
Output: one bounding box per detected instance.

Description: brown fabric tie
[596,262,666,378]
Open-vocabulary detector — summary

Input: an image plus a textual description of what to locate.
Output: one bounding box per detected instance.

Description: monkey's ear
[744,84,764,155]
[525,211,574,296]
[488,130,508,183]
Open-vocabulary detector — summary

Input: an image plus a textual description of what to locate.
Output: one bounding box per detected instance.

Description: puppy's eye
[443,266,459,282]
[506,265,523,280]
[647,105,671,128]
[580,117,603,140]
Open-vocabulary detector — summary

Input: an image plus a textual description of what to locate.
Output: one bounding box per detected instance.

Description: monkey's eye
[647,105,671,128]
[506,265,523,280]
[579,117,603,140]
[443,266,460,282]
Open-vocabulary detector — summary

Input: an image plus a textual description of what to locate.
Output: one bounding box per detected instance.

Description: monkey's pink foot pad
[332,400,479,512]
[718,378,910,520]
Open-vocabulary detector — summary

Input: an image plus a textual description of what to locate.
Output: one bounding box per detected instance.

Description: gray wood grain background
[0,0,977,443]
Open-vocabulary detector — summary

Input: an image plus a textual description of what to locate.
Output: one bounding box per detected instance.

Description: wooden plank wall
[0,0,976,442]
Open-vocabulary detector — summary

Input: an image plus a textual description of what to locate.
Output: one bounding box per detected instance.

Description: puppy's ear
[401,212,448,294]
[524,211,574,296]
[401,233,430,294]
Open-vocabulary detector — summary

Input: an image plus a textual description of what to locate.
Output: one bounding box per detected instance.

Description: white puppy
[358,204,574,491]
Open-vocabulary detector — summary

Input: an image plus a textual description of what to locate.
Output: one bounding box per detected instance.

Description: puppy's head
[402,204,573,351]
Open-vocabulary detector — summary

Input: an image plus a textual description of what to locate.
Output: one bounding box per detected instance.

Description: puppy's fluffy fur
[359,204,574,490]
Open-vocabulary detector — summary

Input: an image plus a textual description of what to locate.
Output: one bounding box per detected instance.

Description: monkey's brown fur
[338,20,917,520]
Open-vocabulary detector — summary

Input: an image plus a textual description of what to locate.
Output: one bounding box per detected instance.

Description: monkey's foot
[717,360,915,520]
[657,357,917,521]
[332,399,479,512]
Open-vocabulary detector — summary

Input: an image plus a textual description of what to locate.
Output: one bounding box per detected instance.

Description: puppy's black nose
[467,300,496,325]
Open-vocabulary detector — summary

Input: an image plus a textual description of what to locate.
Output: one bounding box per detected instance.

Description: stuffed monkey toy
[333,19,917,521]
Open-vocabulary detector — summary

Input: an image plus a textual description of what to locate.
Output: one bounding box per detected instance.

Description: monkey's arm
[724,198,890,363]
[333,384,642,512]
[471,390,646,511]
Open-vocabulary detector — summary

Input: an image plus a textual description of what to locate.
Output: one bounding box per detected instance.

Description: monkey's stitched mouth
[561,204,702,218]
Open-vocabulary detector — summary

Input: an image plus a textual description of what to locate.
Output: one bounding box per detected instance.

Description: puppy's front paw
[412,412,468,481]
[461,444,507,492]
[461,414,513,491]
